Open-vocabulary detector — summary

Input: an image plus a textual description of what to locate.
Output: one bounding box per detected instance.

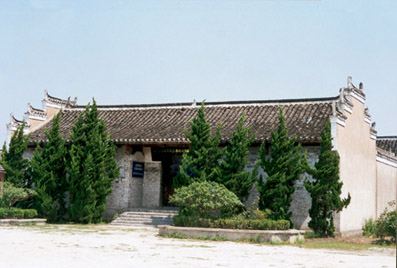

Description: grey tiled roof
[377,136,397,156]
[29,97,338,145]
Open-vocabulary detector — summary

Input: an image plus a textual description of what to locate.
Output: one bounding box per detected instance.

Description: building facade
[8,77,397,236]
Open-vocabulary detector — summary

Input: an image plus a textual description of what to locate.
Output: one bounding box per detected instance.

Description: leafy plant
[304,120,351,237]
[169,181,244,218]
[29,112,67,222]
[375,201,396,243]
[173,215,290,230]
[257,106,305,224]
[0,207,38,219]
[23,209,38,219]
[67,100,120,224]
[173,102,222,188]
[0,182,36,208]
[362,218,377,237]
[0,122,30,188]
[214,112,256,202]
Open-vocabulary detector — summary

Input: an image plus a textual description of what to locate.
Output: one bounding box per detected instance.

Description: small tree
[257,107,304,224]
[173,102,222,188]
[304,120,351,237]
[0,122,29,188]
[214,112,256,202]
[67,100,119,223]
[169,181,244,218]
[0,182,35,208]
[30,113,67,222]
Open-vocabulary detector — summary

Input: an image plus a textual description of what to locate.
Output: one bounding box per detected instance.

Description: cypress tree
[29,112,67,222]
[67,100,119,223]
[0,122,29,188]
[304,120,351,237]
[173,102,222,188]
[214,112,256,201]
[257,106,304,223]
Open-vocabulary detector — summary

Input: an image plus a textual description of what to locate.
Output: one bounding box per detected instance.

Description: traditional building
[7,77,397,236]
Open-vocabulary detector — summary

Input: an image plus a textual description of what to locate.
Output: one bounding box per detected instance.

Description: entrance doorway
[152,148,185,206]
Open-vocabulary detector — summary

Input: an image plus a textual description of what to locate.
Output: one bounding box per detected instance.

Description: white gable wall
[336,92,378,235]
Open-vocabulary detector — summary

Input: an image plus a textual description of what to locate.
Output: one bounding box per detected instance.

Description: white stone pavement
[0,225,395,268]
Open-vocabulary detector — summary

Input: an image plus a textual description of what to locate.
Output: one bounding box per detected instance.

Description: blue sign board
[132,161,144,178]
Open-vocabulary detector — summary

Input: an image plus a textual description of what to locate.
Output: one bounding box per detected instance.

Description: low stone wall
[159,225,305,244]
[0,219,47,226]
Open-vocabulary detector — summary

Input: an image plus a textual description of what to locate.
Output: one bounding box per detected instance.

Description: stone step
[123,211,178,216]
[110,208,178,227]
[124,210,178,215]
[114,217,173,222]
[124,208,178,214]
[120,215,174,219]
[112,220,172,225]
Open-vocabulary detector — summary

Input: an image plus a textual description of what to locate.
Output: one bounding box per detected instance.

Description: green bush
[0,208,38,219]
[0,182,36,208]
[169,181,244,218]
[24,209,38,219]
[173,215,290,230]
[362,218,377,237]
[0,208,8,218]
[231,209,273,221]
[9,208,24,219]
[375,201,396,243]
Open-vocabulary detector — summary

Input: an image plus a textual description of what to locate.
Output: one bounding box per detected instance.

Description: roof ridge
[71,96,339,109]
[377,136,397,139]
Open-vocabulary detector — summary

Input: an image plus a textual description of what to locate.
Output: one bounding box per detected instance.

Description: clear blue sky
[1,0,396,144]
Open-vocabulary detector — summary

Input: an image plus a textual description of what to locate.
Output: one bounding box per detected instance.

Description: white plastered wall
[335,94,377,234]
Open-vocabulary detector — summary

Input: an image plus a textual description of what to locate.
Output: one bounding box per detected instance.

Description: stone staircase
[110,208,178,227]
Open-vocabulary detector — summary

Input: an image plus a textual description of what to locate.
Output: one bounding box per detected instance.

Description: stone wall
[104,145,132,219]
[289,146,320,230]
[142,161,162,207]
[244,145,320,230]
[104,145,163,219]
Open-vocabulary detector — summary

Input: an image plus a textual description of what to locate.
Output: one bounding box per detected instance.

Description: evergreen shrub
[375,201,396,243]
[173,102,222,187]
[173,216,290,230]
[0,208,8,218]
[214,112,256,201]
[304,120,351,237]
[169,181,244,218]
[0,182,35,208]
[362,218,377,237]
[257,107,305,224]
[0,208,38,219]
[23,209,38,219]
[29,112,67,222]
[10,208,24,219]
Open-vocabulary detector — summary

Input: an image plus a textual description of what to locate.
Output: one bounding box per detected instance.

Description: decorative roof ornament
[7,113,30,131]
[347,76,353,89]
[43,89,78,108]
[371,122,377,133]
[25,103,47,119]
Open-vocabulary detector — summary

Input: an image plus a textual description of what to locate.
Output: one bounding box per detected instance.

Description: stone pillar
[143,147,152,162]
[142,161,162,207]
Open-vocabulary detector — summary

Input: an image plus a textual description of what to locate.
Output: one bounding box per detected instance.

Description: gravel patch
[0,225,395,268]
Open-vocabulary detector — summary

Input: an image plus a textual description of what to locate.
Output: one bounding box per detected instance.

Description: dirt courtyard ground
[0,225,395,268]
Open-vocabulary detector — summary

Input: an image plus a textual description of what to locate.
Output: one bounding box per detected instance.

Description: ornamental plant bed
[159,225,305,244]
[173,215,290,230]
[0,218,47,226]
[0,208,38,219]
